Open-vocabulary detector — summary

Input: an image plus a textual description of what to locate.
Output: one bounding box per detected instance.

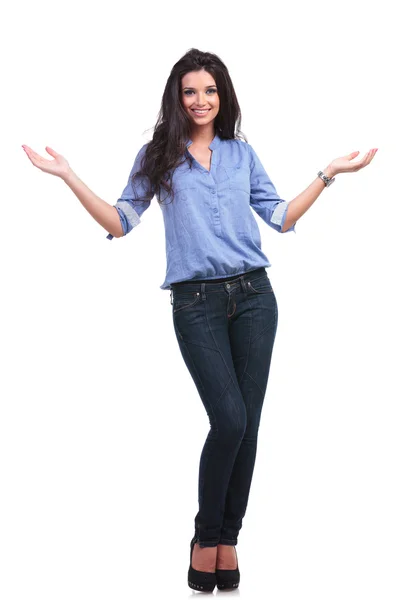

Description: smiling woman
[181,73,220,122]
[22,45,377,595]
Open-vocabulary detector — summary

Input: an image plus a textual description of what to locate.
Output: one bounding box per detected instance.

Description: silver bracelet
[317,170,336,187]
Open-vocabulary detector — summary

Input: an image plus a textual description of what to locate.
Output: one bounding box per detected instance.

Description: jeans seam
[251,319,276,345]
[179,338,220,353]
[214,372,233,410]
[237,293,253,388]
[181,338,219,436]
[204,294,243,398]
[243,369,264,397]
[252,295,278,345]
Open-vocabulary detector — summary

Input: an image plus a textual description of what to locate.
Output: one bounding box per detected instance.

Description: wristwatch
[318,170,336,187]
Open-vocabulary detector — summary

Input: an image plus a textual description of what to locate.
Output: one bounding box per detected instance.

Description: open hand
[22,145,71,179]
[329,148,378,176]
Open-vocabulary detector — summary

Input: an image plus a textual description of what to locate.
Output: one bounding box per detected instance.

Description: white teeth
[192,109,209,114]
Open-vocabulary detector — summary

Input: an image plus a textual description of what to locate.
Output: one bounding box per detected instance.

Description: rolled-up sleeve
[247,144,296,234]
[106,143,153,240]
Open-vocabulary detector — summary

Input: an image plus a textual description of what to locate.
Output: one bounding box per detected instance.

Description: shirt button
[211,189,216,194]
[213,208,218,213]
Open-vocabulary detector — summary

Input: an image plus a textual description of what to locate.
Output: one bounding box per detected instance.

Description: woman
[22,48,377,592]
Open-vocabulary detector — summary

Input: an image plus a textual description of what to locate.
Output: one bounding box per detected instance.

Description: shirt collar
[185,133,221,150]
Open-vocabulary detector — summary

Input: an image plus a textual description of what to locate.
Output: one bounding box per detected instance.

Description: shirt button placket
[211,187,221,235]
[211,188,217,213]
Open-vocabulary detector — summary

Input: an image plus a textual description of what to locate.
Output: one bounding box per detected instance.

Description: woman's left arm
[282,148,378,232]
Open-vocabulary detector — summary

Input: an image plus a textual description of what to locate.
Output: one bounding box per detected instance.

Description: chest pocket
[221,165,253,241]
[171,163,198,202]
[225,165,251,194]
[170,158,193,183]
[175,187,197,202]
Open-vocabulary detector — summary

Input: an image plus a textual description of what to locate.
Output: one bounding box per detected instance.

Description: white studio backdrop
[1,0,399,599]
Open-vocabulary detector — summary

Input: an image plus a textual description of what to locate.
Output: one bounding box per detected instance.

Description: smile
[191,109,211,115]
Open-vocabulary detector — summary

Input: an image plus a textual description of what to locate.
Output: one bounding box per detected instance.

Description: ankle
[216,544,237,569]
[192,543,218,572]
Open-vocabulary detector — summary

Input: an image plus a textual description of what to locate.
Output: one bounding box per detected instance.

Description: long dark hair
[132,48,247,206]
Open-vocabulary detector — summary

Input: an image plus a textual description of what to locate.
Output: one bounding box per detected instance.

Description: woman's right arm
[62,169,123,238]
[22,144,123,238]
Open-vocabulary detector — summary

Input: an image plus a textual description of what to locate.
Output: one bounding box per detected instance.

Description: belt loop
[201,282,206,300]
[170,289,173,305]
[239,275,247,294]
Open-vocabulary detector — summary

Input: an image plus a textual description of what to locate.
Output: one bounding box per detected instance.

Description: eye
[183,89,217,95]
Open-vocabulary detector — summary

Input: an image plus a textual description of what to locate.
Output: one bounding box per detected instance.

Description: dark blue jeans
[170,267,278,548]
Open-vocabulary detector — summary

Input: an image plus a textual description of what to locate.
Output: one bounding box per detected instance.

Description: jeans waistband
[170,267,268,305]
[171,267,267,289]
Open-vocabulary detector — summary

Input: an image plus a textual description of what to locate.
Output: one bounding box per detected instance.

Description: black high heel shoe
[188,535,217,592]
[216,545,240,590]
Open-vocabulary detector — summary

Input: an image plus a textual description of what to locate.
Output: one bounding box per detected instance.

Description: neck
[189,124,215,146]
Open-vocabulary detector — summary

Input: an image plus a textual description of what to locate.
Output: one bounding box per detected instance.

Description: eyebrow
[182,85,217,90]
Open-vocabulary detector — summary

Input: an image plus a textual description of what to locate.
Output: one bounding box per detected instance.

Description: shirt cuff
[271,202,296,233]
[106,200,141,239]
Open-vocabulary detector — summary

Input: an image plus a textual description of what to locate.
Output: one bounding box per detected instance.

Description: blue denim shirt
[106,133,296,290]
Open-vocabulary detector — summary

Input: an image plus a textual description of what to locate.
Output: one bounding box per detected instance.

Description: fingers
[354,150,370,170]
[45,146,58,158]
[22,145,50,167]
[353,148,378,171]
[22,145,37,165]
[363,148,378,168]
[369,148,378,162]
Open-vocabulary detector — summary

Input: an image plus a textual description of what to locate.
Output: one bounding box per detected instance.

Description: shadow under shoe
[216,545,240,590]
[188,535,217,593]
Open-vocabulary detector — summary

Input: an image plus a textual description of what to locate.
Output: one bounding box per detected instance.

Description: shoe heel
[216,546,240,590]
[188,535,217,592]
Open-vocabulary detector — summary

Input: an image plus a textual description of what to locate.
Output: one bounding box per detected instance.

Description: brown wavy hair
[131,47,248,206]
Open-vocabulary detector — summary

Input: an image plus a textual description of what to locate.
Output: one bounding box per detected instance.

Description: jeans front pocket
[246,274,273,295]
[172,291,201,314]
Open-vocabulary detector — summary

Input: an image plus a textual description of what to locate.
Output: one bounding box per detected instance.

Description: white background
[2,0,399,598]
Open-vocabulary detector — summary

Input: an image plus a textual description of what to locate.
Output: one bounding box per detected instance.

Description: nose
[194,92,208,105]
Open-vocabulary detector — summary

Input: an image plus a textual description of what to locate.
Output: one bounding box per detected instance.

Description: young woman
[22,48,377,592]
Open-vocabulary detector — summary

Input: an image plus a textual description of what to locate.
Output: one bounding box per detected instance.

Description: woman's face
[181,69,220,127]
